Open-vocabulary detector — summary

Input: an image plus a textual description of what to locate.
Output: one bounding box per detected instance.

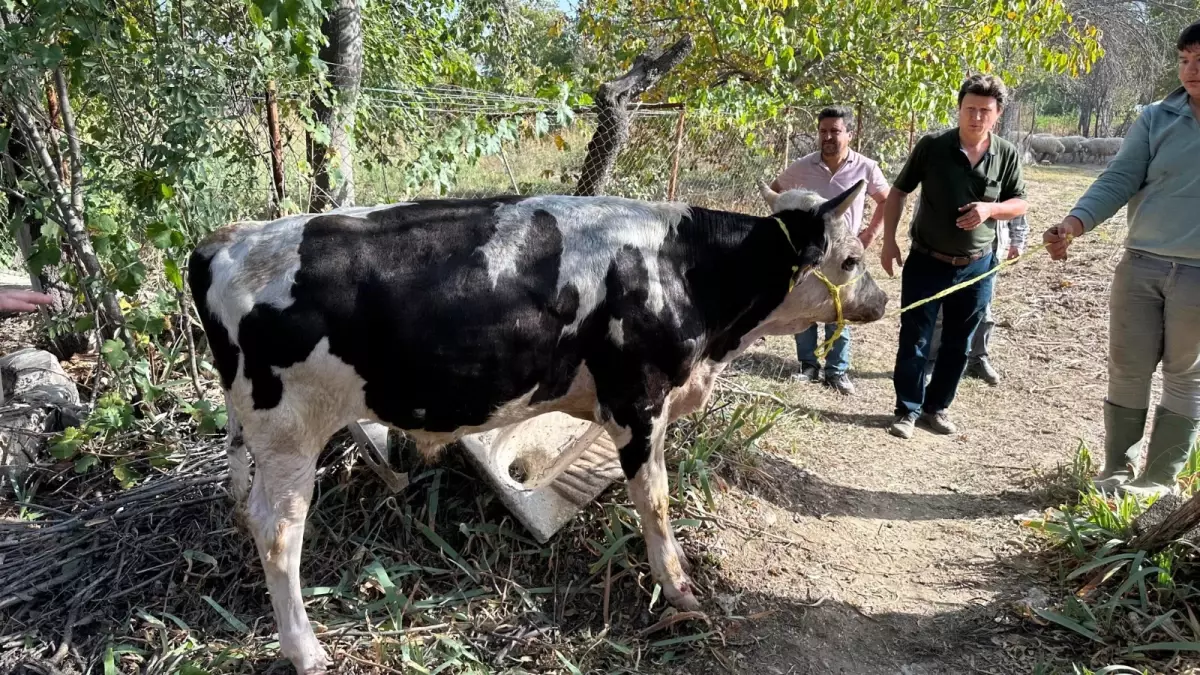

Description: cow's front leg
[611,411,700,611]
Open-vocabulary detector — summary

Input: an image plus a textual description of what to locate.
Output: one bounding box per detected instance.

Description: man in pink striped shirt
[770,106,890,395]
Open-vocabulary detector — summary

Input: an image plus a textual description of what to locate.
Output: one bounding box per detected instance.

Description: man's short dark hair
[1178,21,1200,50]
[957,74,1008,108]
[817,106,854,129]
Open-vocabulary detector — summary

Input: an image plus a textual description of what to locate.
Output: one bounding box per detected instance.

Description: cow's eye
[842,256,860,271]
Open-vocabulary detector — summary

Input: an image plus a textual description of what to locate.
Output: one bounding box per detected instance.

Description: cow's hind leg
[610,410,700,611]
[224,389,250,507]
[244,429,329,673]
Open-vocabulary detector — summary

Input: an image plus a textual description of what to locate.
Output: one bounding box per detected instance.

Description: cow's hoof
[286,642,331,675]
[664,577,701,612]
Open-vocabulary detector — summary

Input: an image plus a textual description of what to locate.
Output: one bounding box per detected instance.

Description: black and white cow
[188,182,887,673]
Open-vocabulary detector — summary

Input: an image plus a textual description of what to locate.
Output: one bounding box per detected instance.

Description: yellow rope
[776,215,1066,360]
[814,235,1073,359]
[897,234,1075,314]
[811,270,862,359]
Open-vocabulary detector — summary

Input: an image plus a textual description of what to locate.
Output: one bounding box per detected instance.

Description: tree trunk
[575,36,693,197]
[0,113,92,358]
[998,91,1017,138]
[308,0,363,211]
[3,75,122,337]
[1078,100,1092,137]
[1129,493,1200,552]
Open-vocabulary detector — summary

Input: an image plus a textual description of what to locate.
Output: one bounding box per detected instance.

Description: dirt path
[685,165,1123,674]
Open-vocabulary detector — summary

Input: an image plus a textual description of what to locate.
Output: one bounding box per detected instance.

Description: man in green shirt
[880,74,1029,439]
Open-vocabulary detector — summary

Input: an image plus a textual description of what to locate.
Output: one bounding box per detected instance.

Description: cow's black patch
[187,249,241,389]
[199,194,830,481]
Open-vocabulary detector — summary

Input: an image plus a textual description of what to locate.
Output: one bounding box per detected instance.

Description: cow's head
[757,180,889,332]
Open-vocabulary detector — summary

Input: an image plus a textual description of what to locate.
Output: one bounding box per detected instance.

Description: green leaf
[73,315,96,332]
[103,643,116,675]
[416,521,477,582]
[589,533,637,575]
[114,262,147,295]
[183,549,219,569]
[145,221,174,249]
[1032,607,1105,643]
[112,462,142,489]
[101,339,129,369]
[74,454,99,474]
[50,427,85,460]
[165,259,184,291]
[202,595,250,633]
[1128,641,1200,653]
[554,651,583,675]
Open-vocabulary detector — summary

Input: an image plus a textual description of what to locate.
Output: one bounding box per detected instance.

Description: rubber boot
[1120,406,1200,498]
[1091,401,1148,492]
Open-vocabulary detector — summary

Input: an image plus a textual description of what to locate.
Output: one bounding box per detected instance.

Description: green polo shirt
[893,128,1026,257]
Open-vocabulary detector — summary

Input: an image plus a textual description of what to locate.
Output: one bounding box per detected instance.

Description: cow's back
[189,195,697,434]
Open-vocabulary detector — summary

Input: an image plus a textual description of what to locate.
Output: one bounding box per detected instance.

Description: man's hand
[1043,216,1085,261]
[858,229,877,250]
[1007,246,1021,261]
[0,289,54,313]
[881,238,904,277]
[956,202,992,230]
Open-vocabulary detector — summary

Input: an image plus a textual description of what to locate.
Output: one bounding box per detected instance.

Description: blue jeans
[893,249,997,417]
[795,324,851,376]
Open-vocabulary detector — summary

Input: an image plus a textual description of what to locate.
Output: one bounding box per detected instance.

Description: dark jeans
[893,248,997,417]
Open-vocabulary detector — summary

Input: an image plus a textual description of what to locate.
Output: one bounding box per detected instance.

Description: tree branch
[53,68,84,220]
[575,35,693,197]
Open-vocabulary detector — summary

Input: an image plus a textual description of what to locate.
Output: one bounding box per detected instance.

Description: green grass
[1024,441,1200,674]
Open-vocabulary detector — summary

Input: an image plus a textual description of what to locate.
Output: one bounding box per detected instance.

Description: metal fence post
[667,107,686,201]
[266,80,286,218]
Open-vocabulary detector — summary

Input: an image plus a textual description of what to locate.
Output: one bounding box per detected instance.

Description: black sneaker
[825,372,856,396]
[792,363,821,383]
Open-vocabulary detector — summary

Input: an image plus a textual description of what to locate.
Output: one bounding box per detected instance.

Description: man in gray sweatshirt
[1044,20,1200,496]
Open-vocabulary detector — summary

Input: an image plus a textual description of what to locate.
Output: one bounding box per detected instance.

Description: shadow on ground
[728,351,895,383]
[721,447,1051,522]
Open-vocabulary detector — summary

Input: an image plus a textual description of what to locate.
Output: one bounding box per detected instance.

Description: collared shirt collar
[948,128,997,156]
[1161,86,1192,117]
[813,148,858,171]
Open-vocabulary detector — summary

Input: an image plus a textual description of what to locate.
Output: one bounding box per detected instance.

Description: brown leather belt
[911,241,992,267]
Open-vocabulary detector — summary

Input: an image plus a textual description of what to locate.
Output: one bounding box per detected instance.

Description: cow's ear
[817,179,865,222]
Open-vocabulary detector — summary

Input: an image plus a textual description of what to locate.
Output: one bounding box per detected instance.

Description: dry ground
[679,163,1127,674]
[2,164,1166,675]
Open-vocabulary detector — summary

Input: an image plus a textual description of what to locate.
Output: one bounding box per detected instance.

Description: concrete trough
[460,413,622,543]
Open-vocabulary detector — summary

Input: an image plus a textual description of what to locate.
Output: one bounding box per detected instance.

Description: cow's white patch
[479,196,690,334]
[608,318,624,346]
[233,337,370,446]
[771,188,825,214]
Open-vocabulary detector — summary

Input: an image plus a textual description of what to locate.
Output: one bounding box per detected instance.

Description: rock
[1,348,84,493]
[460,412,623,543]
[1014,586,1052,617]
